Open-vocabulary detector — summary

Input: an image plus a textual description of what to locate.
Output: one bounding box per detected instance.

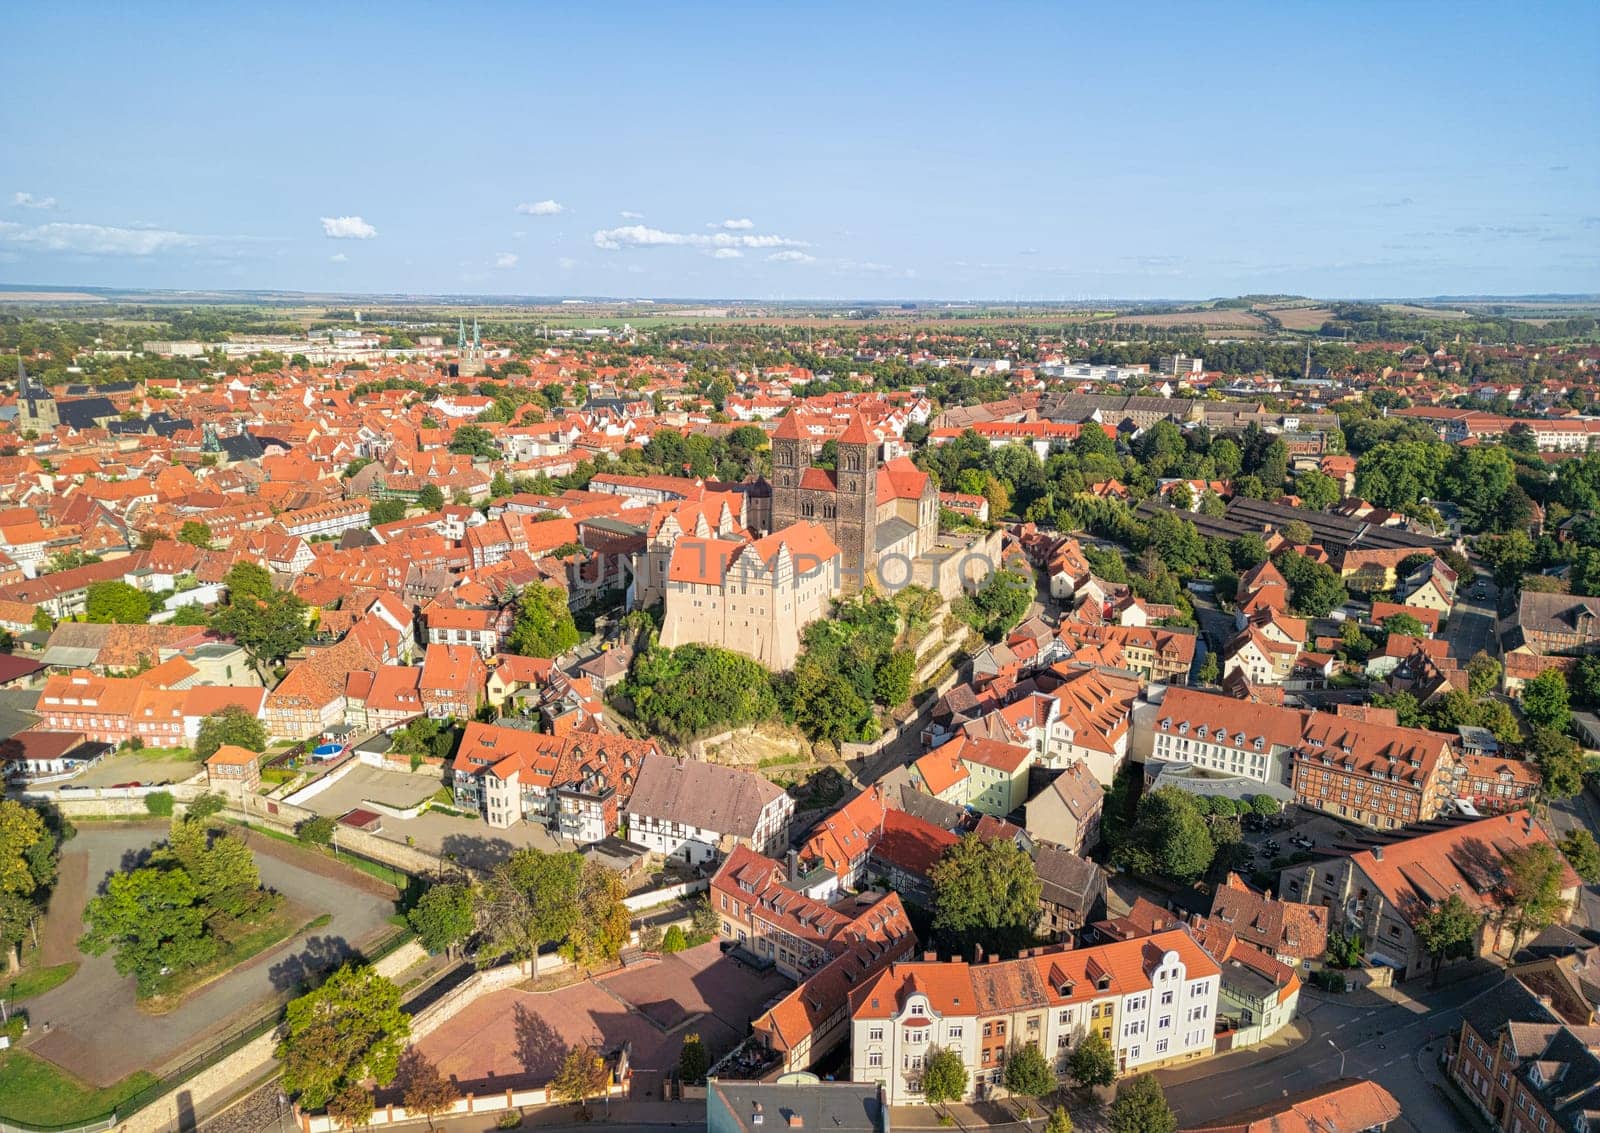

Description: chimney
[787,1116,804,1129]
[973,942,984,965]
[787,849,799,882]
[1372,845,1384,861]
[923,951,938,962]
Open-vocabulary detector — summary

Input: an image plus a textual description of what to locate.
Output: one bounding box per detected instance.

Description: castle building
[769,412,939,594]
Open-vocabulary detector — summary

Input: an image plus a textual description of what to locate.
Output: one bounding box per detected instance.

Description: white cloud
[592,224,807,251]
[711,248,742,259]
[330,252,348,263]
[494,252,519,269]
[710,218,754,230]
[0,220,201,256]
[321,215,377,239]
[768,250,815,264]
[516,200,564,216]
[558,257,579,270]
[12,192,57,210]
[620,210,644,220]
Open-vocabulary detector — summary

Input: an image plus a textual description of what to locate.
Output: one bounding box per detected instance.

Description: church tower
[15,354,58,433]
[834,414,878,592]
[769,410,807,534]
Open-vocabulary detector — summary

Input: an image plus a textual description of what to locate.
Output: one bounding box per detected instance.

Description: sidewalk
[1155,1020,1312,1089]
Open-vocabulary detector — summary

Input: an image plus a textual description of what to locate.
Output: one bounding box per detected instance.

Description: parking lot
[297,763,442,817]
[69,747,202,788]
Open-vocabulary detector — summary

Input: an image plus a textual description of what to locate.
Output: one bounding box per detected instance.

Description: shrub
[661,925,688,953]
[144,791,174,817]
[1310,969,1347,993]
[297,815,337,846]
[495,1111,523,1129]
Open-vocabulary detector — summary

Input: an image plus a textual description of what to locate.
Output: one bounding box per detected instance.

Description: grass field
[1260,305,1334,331]
[4,962,79,1003]
[0,1049,156,1128]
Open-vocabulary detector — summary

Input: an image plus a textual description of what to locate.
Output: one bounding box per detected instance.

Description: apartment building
[418,642,487,719]
[1149,688,1307,794]
[1057,622,1196,685]
[1289,713,1457,828]
[624,752,794,865]
[1279,811,1579,981]
[850,929,1221,1104]
[424,606,505,658]
[910,735,1034,817]
[277,498,370,540]
[1508,592,1600,657]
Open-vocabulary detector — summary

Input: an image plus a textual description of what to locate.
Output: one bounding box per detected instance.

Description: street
[1443,571,1498,662]
[1160,969,1501,1132]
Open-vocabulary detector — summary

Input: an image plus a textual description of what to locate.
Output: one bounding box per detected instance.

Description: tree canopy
[193,705,267,761]
[622,642,779,740]
[279,962,411,1110]
[1114,787,1215,883]
[85,580,152,625]
[930,834,1041,956]
[506,582,580,660]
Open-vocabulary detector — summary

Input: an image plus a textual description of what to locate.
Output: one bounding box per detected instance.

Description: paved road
[1161,970,1501,1131]
[1444,571,1498,662]
[23,822,398,1085]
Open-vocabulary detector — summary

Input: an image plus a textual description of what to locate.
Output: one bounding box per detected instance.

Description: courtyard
[414,942,793,1092]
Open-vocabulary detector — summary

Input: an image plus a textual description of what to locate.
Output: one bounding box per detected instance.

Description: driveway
[23,822,397,1085]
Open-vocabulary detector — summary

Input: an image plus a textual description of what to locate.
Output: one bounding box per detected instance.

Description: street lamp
[1327,1037,1346,1078]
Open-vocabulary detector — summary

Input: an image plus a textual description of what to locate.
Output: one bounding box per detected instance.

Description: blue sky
[2,1,1596,300]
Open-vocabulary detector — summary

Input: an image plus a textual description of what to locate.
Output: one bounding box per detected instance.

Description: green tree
[563,859,631,968]
[1497,842,1571,953]
[1560,830,1600,885]
[79,866,216,994]
[1069,1031,1116,1091]
[369,498,406,526]
[921,1046,968,1106]
[1045,1105,1074,1133]
[1522,669,1571,732]
[1382,612,1427,639]
[407,882,475,956]
[297,815,337,846]
[1115,787,1214,883]
[678,1033,709,1084]
[186,792,227,822]
[177,520,213,548]
[477,848,583,965]
[662,924,688,953]
[212,562,311,675]
[1002,1041,1055,1098]
[1109,1074,1177,1133]
[193,705,268,761]
[930,834,1041,956]
[447,424,501,460]
[1273,549,1347,616]
[279,963,411,1110]
[1528,727,1585,800]
[1196,652,1219,685]
[416,483,445,512]
[506,583,580,660]
[1415,893,1481,985]
[623,643,780,740]
[85,580,152,625]
[1467,652,1503,698]
[1293,469,1341,510]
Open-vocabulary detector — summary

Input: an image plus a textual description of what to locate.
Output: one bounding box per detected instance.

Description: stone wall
[114,1030,280,1133]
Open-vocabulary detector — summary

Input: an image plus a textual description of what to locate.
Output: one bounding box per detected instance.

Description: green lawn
[3,962,78,1003]
[0,1048,156,1128]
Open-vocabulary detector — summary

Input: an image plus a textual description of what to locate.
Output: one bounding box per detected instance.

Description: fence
[622,877,706,913]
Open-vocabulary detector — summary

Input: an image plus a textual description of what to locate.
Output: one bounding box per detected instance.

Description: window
[1158,1015,1171,1030]
[1155,1039,1168,1054]
[867,1052,882,1068]
[1160,990,1173,1006]
[868,1027,883,1042]
[948,1025,963,1039]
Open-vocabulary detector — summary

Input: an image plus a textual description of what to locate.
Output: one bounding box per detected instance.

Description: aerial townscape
[2,5,1598,1133]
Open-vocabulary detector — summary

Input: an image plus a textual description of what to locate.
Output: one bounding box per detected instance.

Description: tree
[921,1045,968,1106]
[506,583,579,660]
[407,882,475,956]
[328,1082,375,1130]
[1196,652,1219,685]
[1273,549,1347,616]
[416,484,445,512]
[85,580,152,625]
[930,834,1041,956]
[1293,469,1341,510]
[163,818,264,918]
[399,1048,460,1131]
[1109,1074,1177,1133]
[1002,1041,1055,1098]
[873,649,916,707]
[1251,794,1282,817]
[1069,1031,1116,1091]
[187,792,227,822]
[550,1045,608,1115]
[1045,1106,1074,1133]
[368,498,406,527]
[1528,727,1585,800]
[678,1033,709,1084]
[477,848,583,965]
[1281,519,1315,548]
[563,859,631,968]
[1415,893,1481,985]
[1522,669,1571,732]
[447,424,500,460]
[0,801,49,899]
[212,562,311,674]
[661,924,688,953]
[297,815,337,846]
[193,705,268,761]
[1560,830,1600,884]
[623,643,780,741]
[279,963,411,1110]
[1498,842,1570,954]
[1382,612,1427,639]
[79,866,216,994]
[1467,651,1503,698]
[177,520,213,548]
[1115,788,1215,884]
